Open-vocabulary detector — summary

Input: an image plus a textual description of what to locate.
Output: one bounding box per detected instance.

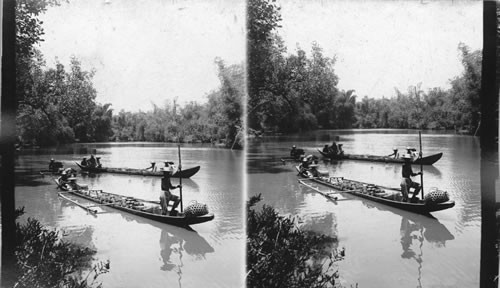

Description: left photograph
[7,0,246,287]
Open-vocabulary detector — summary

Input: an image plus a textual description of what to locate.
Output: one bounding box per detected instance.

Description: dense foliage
[16,0,244,148]
[248,0,482,134]
[111,60,245,148]
[247,195,345,288]
[16,0,113,146]
[248,0,350,132]
[14,209,109,288]
[355,44,482,131]
[16,52,113,145]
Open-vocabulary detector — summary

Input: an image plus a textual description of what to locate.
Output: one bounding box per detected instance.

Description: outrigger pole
[419,131,424,199]
[178,144,183,212]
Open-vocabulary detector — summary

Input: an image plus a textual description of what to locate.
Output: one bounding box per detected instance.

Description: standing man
[160,164,181,216]
[400,154,422,202]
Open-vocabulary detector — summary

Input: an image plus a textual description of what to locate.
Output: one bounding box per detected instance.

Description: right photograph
[246,0,485,287]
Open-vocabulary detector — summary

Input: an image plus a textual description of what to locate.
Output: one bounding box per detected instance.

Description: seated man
[59,170,70,183]
[329,142,338,156]
[49,158,56,171]
[322,144,330,153]
[387,147,398,158]
[146,161,156,171]
[308,164,320,178]
[290,145,305,160]
[337,144,344,156]
[96,157,102,168]
[65,177,80,191]
[160,164,182,215]
[49,158,63,172]
[88,155,97,168]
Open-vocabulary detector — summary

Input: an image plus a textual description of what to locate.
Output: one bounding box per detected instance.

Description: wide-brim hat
[161,166,176,173]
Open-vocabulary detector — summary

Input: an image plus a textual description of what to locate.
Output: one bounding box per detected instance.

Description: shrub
[247,195,345,288]
[14,208,109,288]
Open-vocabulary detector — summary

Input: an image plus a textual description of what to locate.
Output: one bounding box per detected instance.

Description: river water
[14,143,244,288]
[248,129,482,288]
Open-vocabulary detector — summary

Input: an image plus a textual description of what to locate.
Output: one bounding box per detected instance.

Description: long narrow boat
[55,179,214,227]
[296,166,455,214]
[317,149,443,165]
[75,163,200,178]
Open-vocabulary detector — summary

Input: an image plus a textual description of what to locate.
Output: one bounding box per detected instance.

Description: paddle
[419,131,424,199]
[178,145,183,212]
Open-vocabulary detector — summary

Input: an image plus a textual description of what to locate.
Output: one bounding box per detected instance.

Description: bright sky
[38,0,246,112]
[278,0,483,99]
[38,0,482,111]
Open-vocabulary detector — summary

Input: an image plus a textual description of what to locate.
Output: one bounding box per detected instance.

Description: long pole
[178,145,183,212]
[418,131,424,199]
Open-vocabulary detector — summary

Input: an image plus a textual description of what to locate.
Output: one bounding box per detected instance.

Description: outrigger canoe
[55,179,214,227]
[296,166,455,214]
[317,149,443,165]
[75,163,200,178]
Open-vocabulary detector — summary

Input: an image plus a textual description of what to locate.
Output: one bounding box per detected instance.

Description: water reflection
[159,228,214,271]
[400,217,425,288]
[361,198,455,288]
[299,212,338,237]
[117,213,215,272]
[359,198,455,243]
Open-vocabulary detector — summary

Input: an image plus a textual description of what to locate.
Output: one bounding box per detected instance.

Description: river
[248,129,481,288]
[14,143,244,288]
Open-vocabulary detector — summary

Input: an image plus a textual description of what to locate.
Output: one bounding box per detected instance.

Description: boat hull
[56,179,213,227]
[296,166,454,214]
[76,163,200,178]
[317,149,443,165]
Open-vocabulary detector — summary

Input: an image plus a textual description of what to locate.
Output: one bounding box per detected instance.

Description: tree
[248,0,283,130]
[449,43,482,132]
[16,55,100,145]
[91,103,114,142]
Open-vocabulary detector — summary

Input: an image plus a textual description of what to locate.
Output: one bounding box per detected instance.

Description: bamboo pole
[178,145,183,212]
[419,131,424,199]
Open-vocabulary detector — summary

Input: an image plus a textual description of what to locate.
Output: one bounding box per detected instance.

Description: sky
[38,0,246,112]
[38,0,483,112]
[278,0,483,99]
